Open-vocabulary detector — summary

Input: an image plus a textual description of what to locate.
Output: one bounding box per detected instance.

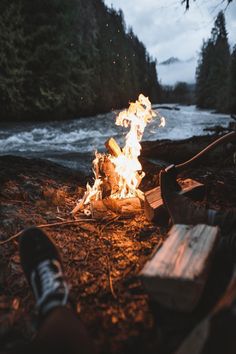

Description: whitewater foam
[0,105,232,171]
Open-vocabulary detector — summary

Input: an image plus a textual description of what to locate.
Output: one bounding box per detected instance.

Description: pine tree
[0,1,27,120]
[229,46,236,113]
[0,0,160,121]
[195,11,230,112]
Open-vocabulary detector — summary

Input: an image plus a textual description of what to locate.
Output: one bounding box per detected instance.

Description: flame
[75,94,165,213]
[110,94,156,198]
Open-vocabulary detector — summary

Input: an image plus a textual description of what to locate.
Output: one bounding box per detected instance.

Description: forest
[195,11,236,113]
[0,0,161,121]
[0,1,236,122]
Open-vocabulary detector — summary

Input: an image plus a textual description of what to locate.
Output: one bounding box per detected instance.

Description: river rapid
[0,105,233,173]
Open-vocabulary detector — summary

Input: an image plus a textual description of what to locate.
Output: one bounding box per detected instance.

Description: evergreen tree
[196,39,215,108]
[195,11,230,112]
[229,46,236,113]
[0,1,27,119]
[0,0,160,121]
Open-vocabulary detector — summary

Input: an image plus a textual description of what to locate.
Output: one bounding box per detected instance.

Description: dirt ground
[0,136,236,354]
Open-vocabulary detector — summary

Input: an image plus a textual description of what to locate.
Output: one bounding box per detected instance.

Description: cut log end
[140,224,220,312]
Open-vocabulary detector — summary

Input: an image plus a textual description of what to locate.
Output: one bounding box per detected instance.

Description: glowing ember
[73,94,165,215]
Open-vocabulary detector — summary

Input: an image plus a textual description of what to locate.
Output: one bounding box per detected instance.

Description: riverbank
[0,134,236,354]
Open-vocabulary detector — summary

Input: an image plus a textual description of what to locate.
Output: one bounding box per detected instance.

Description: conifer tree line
[196,11,236,113]
[0,0,161,121]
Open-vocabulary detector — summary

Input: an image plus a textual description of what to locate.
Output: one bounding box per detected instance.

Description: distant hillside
[0,0,161,122]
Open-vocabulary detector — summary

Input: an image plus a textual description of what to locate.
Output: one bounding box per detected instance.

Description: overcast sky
[103,0,236,84]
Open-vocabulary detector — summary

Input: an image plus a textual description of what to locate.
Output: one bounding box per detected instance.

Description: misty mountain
[157,56,197,86]
[159,57,181,65]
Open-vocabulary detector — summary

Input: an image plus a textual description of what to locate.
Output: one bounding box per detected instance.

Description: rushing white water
[0,105,232,172]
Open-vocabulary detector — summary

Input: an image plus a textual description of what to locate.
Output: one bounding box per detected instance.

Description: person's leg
[19,227,95,354]
[29,307,93,354]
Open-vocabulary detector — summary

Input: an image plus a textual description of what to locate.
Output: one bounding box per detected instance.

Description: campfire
[72,94,165,218]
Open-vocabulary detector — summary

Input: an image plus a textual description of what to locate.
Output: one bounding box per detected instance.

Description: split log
[140,224,220,312]
[144,178,205,226]
[176,267,236,354]
[72,191,89,215]
[105,137,122,157]
[91,197,142,218]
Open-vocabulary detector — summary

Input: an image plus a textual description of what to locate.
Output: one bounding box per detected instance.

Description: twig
[100,216,120,234]
[0,219,95,245]
[106,255,117,299]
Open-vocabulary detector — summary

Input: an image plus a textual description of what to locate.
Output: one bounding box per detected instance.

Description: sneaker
[160,166,216,225]
[19,227,69,316]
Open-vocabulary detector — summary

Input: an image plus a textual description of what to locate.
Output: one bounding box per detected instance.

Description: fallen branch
[0,219,95,245]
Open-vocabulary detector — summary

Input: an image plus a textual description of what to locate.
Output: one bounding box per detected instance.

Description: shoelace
[31,259,67,308]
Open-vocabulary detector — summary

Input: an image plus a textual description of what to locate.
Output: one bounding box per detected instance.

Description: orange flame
[110,94,156,198]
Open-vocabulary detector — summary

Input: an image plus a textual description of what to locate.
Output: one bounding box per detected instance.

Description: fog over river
[0,105,233,173]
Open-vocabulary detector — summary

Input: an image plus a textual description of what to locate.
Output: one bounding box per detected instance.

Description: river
[0,105,233,173]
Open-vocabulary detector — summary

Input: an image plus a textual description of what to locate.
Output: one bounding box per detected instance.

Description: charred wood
[91,197,142,218]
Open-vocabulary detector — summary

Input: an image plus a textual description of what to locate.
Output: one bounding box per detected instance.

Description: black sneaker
[19,227,69,317]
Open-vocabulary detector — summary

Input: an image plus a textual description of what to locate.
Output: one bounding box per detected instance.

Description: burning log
[91,197,142,218]
[144,178,205,225]
[140,224,219,312]
[105,137,122,157]
[90,200,109,219]
[98,156,120,197]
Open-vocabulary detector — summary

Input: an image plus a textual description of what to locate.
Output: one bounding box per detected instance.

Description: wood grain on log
[140,224,220,312]
[144,178,205,225]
